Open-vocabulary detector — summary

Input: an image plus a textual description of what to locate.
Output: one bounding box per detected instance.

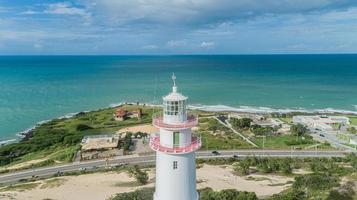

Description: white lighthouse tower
[150,74,201,200]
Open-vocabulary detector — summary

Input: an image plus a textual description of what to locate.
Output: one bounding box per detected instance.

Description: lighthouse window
[164,100,186,116]
[173,161,178,170]
[164,101,180,115]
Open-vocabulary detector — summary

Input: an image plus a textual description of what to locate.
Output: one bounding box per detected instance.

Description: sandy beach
[116,124,159,135]
[0,164,292,200]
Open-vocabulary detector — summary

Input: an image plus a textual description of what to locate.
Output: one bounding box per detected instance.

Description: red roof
[116,108,127,117]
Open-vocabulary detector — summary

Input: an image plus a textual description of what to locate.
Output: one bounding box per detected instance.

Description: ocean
[0,55,357,140]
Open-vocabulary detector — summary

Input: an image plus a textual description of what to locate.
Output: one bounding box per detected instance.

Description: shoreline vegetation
[2,102,357,145]
[0,103,160,170]
[0,102,356,172]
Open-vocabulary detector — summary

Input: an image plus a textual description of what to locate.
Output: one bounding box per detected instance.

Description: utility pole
[263,135,266,157]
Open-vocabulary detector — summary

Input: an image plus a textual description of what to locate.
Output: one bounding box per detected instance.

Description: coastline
[1,102,357,146]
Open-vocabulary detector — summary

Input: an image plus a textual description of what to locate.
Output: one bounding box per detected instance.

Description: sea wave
[108,101,357,115]
[0,138,17,145]
[188,104,357,115]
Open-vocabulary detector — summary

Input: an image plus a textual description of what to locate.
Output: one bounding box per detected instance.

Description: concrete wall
[154,151,198,200]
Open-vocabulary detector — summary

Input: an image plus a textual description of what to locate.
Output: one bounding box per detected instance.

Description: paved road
[309,128,356,151]
[0,150,345,184]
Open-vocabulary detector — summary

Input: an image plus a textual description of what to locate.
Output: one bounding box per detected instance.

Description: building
[80,134,123,160]
[292,115,350,131]
[131,108,142,118]
[114,108,127,121]
[150,74,201,200]
[113,108,142,121]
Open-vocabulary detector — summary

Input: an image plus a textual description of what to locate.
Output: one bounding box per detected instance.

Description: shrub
[327,181,355,200]
[199,187,258,200]
[111,188,154,200]
[293,173,339,191]
[128,165,149,185]
[233,159,250,175]
[268,190,306,200]
[76,124,93,131]
[347,127,357,134]
[285,139,313,146]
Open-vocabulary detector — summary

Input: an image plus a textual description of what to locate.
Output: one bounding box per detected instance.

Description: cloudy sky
[1,0,357,55]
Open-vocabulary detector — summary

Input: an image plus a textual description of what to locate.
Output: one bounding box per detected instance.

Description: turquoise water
[1,55,357,140]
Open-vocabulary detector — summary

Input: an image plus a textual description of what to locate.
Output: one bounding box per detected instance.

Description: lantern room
[162,74,188,124]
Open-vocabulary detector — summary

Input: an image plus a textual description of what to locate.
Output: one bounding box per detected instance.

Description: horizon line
[1,53,357,56]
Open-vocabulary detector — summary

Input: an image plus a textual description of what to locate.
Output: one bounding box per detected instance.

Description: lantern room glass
[164,100,186,116]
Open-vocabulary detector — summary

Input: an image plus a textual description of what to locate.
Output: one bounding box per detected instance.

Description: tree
[121,132,134,151]
[128,165,149,185]
[290,124,308,137]
[250,124,274,136]
[230,118,253,129]
[348,127,357,134]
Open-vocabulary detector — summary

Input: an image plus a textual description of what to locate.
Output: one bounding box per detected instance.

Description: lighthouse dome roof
[163,91,187,101]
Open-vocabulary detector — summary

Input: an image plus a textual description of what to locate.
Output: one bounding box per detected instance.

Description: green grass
[254,135,317,149]
[200,131,253,150]
[278,117,293,124]
[350,116,357,126]
[197,118,254,150]
[113,181,142,187]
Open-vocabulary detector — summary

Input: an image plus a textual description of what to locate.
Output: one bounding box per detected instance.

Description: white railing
[152,112,198,130]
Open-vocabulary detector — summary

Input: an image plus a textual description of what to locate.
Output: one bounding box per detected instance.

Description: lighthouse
[150,74,201,200]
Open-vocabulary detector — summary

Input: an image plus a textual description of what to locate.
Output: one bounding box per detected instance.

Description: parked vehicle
[79,167,87,171]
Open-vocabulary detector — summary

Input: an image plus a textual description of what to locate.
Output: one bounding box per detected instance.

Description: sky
[1,0,357,55]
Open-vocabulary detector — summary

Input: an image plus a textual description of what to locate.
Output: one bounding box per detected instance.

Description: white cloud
[80,0,357,27]
[167,40,187,47]
[33,43,43,49]
[0,7,8,13]
[141,44,159,49]
[3,0,357,54]
[21,10,39,15]
[0,30,101,42]
[21,2,92,24]
[200,41,215,48]
[44,2,87,16]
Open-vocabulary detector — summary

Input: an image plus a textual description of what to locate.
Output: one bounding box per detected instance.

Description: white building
[150,74,201,200]
[292,115,350,131]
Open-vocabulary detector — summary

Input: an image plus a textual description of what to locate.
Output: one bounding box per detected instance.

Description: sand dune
[0,165,292,200]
